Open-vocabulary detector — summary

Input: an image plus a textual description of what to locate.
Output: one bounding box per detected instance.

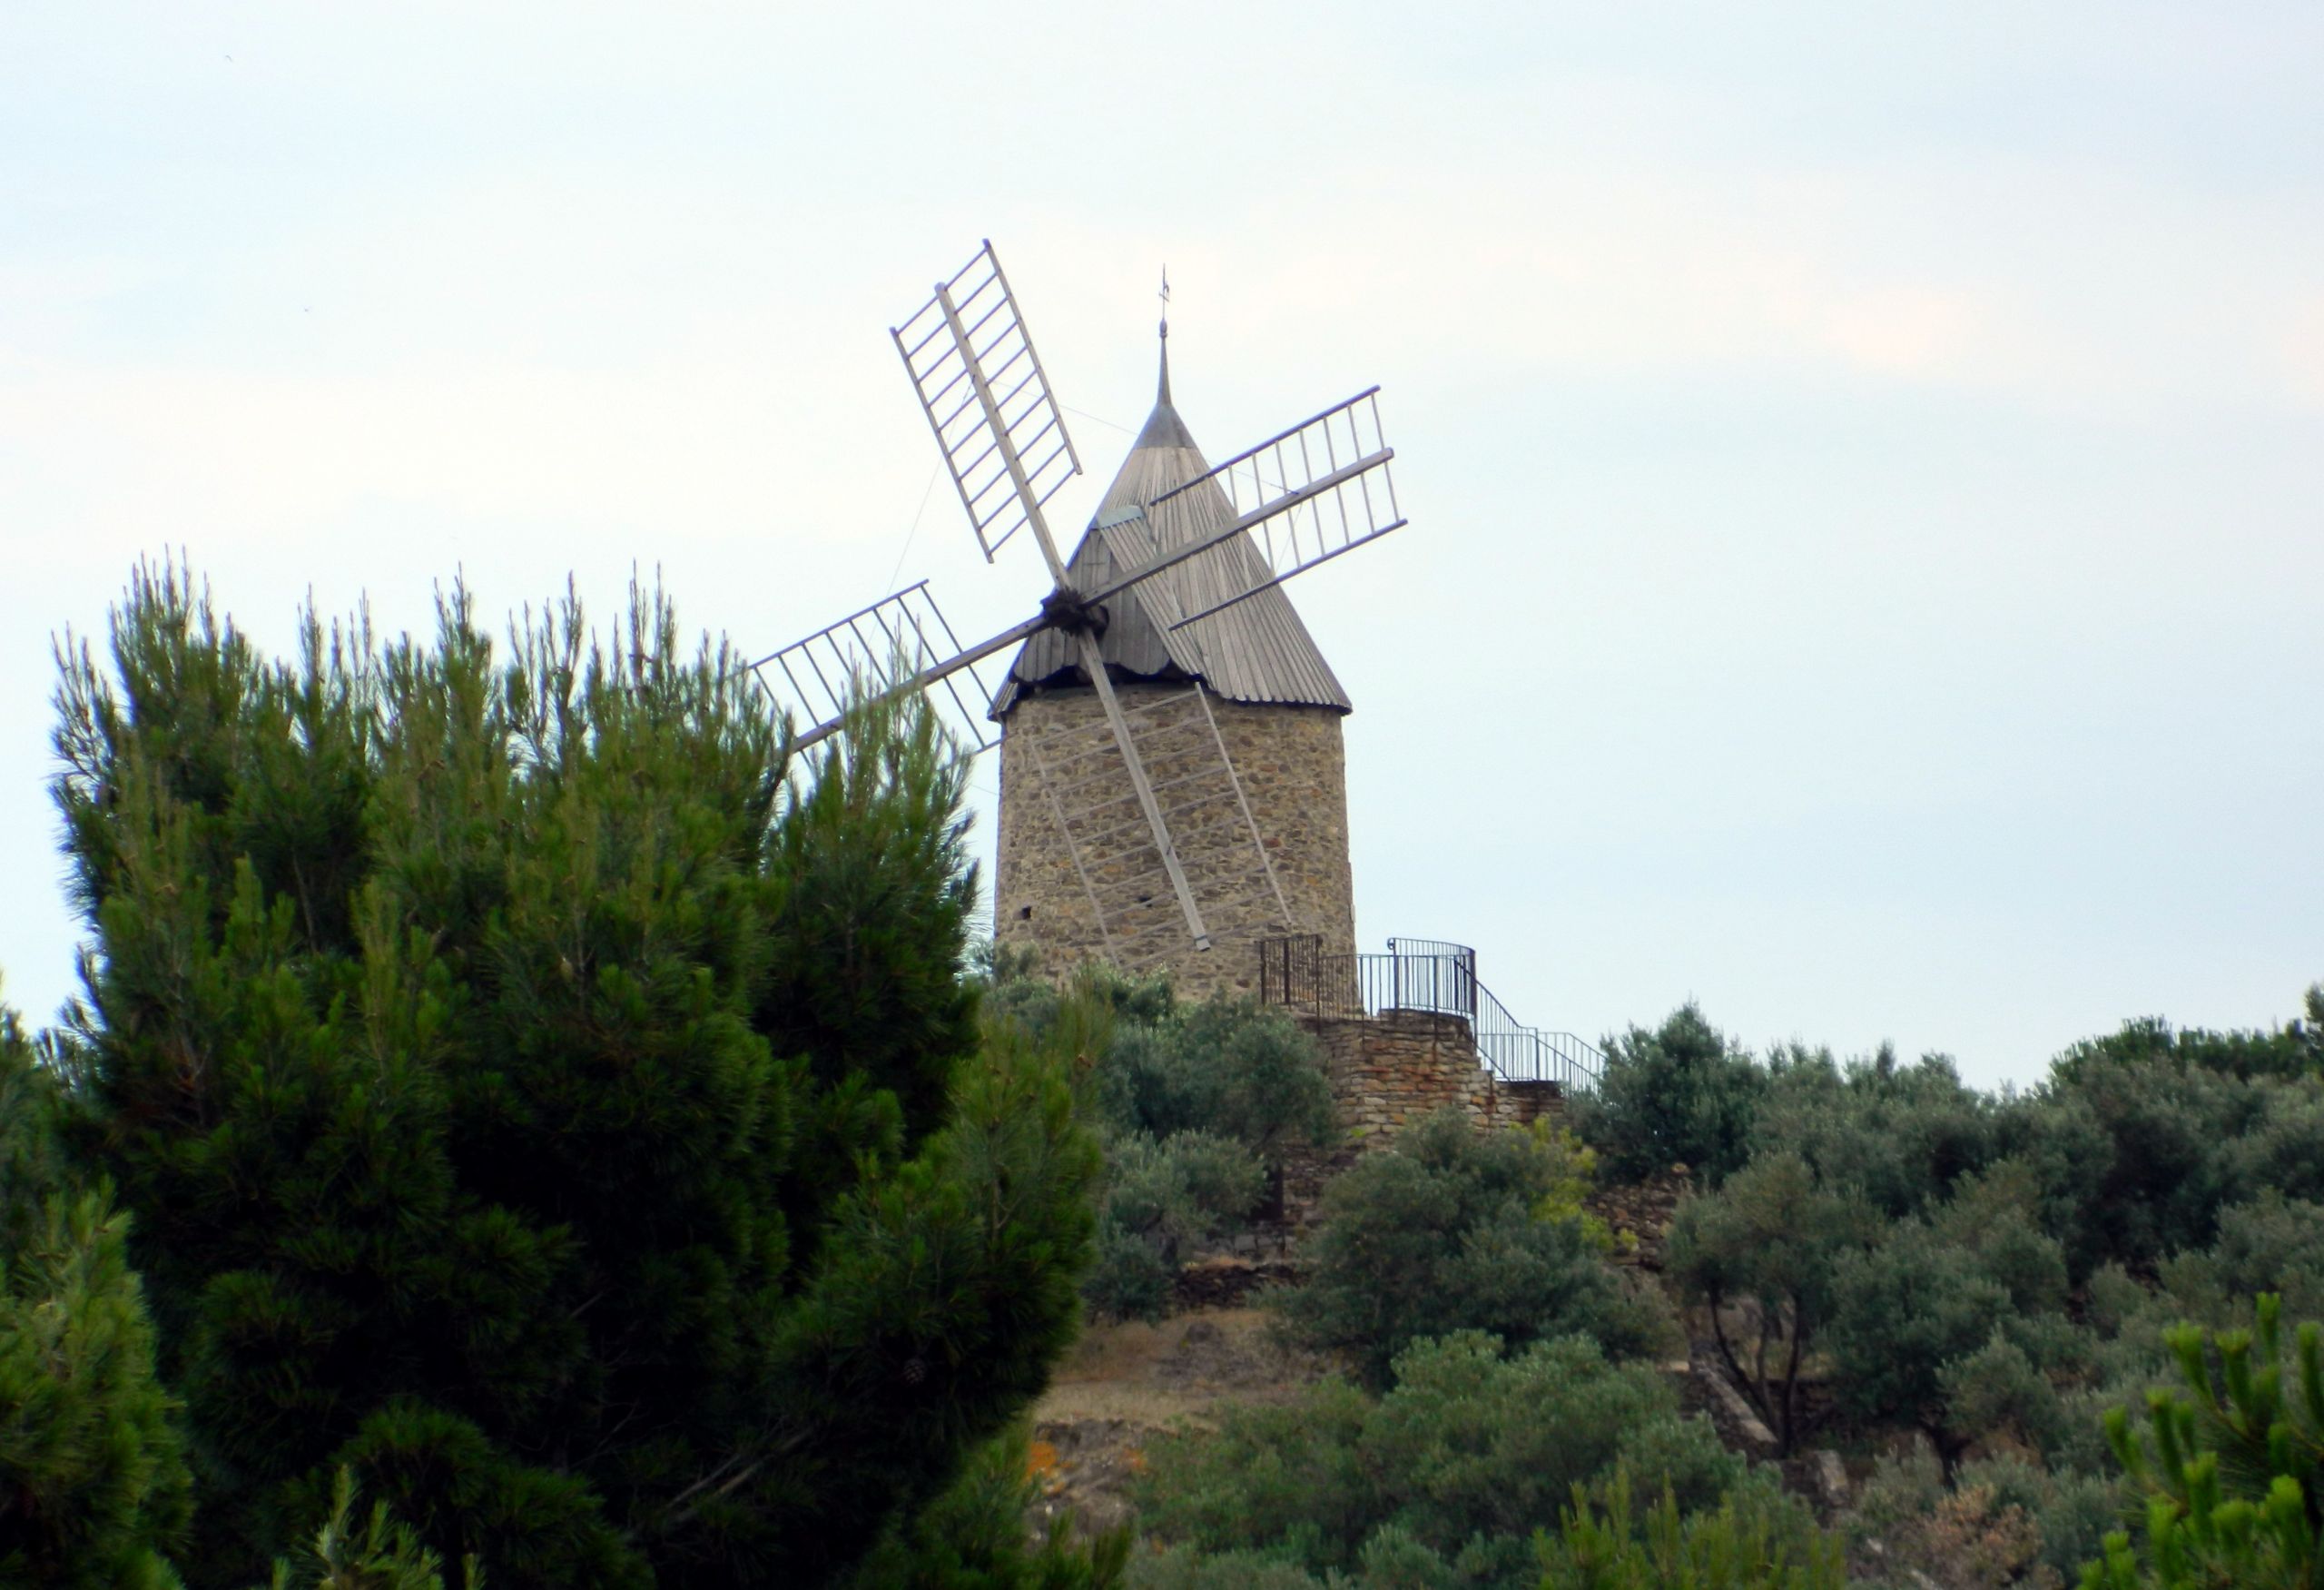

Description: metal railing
[1257,935,1604,1093]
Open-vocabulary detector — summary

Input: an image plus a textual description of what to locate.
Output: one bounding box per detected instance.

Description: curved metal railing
[1256,935,1603,1093]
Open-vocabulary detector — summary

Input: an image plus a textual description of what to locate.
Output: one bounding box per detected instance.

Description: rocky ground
[1026,1286,1326,1538]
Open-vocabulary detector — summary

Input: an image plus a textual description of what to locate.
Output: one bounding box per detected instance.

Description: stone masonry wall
[1305,1011,1566,1147]
[994,683,1356,1003]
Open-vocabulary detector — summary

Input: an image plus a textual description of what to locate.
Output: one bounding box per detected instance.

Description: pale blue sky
[4,4,2319,1088]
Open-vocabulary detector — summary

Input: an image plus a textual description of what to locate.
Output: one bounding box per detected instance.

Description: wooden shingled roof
[990,343,1352,718]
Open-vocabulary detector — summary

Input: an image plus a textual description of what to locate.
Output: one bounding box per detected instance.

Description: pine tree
[2083,1293,2322,1589]
[50,564,1103,1589]
[0,988,192,1588]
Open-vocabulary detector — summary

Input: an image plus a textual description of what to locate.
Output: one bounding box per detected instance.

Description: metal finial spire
[1157,265,1172,405]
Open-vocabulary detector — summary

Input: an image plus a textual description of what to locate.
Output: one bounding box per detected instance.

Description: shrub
[1937,1333,2070,1458]
[983,963,1334,1318]
[2159,1194,2324,1324]
[1571,1004,1763,1184]
[1928,1160,2072,1318]
[1134,1332,1745,1590]
[1955,1457,2121,1587]
[2023,1042,2324,1279]
[2052,1001,2323,1086]
[1128,1549,1328,1590]
[1271,1111,1671,1388]
[1016,969,1335,1178]
[1086,1132,1266,1322]
[1129,996,1337,1171]
[1754,1047,2005,1220]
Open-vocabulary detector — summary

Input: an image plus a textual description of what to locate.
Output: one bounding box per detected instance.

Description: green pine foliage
[1271,1110,1671,1388]
[2083,1294,2323,1589]
[844,1426,1129,1590]
[0,993,192,1590]
[47,565,1103,1589]
[255,1467,477,1590]
[1535,1465,1847,1589]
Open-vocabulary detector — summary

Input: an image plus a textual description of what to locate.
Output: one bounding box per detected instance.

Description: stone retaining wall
[1302,1010,1566,1147]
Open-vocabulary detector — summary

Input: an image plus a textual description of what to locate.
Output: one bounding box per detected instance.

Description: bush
[1571,1004,1763,1184]
[1756,1048,2005,1220]
[1086,1132,1266,1322]
[1134,1332,1747,1590]
[1114,996,1337,1172]
[987,963,1334,1177]
[2159,1193,2324,1324]
[1824,1220,2019,1474]
[1955,1457,2120,1586]
[2052,1001,2323,1086]
[1847,1447,2117,1588]
[1271,1111,1670,1388]
[1128,1549,1327,1590]
[1937,1333,2070,1458]
[2023,1041,2324,1279]
[1811,1157,2083,1476]
[983,963,1334,1319]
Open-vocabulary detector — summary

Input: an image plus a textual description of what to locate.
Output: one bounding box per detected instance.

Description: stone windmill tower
[756,242,1403,1000]
[989,323,1360,999]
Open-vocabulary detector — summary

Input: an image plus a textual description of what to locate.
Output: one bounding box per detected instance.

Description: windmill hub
[1036,588,1109,638]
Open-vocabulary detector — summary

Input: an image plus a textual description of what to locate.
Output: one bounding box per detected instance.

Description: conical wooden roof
[990,339,1352,717]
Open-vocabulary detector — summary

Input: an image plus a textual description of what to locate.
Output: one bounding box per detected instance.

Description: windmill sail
[1088,388,1403,627]
[751,581,1007,755]
[891,242,1082,565]
[893,242,1215,948]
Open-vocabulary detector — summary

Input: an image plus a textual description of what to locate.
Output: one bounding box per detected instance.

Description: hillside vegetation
[4,561,2319,1589]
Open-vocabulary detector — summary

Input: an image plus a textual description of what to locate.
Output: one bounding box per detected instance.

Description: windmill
[755,241,1404,975]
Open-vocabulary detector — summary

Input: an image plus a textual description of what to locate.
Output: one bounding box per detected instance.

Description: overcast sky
[5,4,2319,1089]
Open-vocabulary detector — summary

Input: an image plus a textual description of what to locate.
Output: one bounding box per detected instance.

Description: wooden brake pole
[1072,629,1212,951]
